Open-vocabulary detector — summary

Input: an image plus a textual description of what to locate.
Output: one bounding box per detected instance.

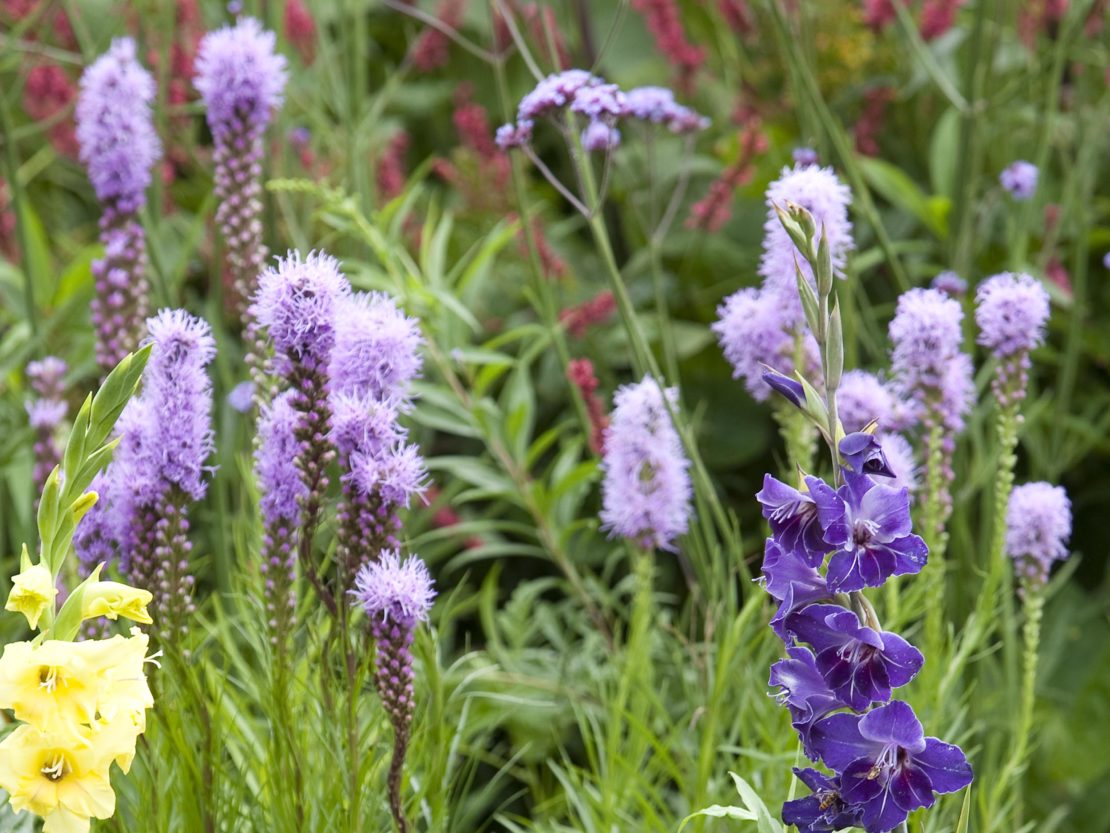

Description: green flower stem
[977,396,1020,634]
[570,130,744,585]
[987,584,1044,824]
[922,421,948,657]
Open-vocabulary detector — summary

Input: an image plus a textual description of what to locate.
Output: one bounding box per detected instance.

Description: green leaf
[678,805,758,830]
[728,772,784,833]
[859,156,949,240]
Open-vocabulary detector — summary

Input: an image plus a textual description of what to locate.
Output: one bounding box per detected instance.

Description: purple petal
[858,784,910,833]
[858,701,926,753]
[889,764,936,812]
[756,476,827,566]
[810,713,876,771]
[858,480,913,541]
[808,476,851,546]
[878,631,925,689]
[887,533,930,576]
[839,757,884,805]
[913,738,974,795]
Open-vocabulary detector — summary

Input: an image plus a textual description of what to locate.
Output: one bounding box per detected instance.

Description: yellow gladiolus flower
[0,719,131,833]
[81,581,153,625]
[0,641,107,736]
[5,563,57,630]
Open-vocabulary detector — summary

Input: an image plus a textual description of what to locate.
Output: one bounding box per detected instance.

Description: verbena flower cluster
[1000,160,1038,200]
[758,433,972,832]
[75,310,216,638]
[714,164,852,399]
[599,376,693,551]
[1005,482,1071,586]
[975,271,1051,407]
[76,38,162,373]
[495,70,708,154]
[195,17,288,327]
[25,357,68,497]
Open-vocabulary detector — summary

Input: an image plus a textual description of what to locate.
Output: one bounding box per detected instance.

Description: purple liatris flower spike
[328,291,426,580]
[1000,160,1038,200]
[76,38,161,373]
[77,310,217,639]
[808,470,928,592]
[252,250,350,593]
[329,292,423,403]
[889,288,972,527]
[25,357,68,498]
[599,376,693,551]
[253,250,349,366]
[256,390,306,648]
[713,286,820,402]
[352,550,435,831]
[836,369,914,434]
[975,271,1050,407]
[788,603,924,711]
[195,17,288,331]
[760,164,854,308]
[1005,482,1071,586]
[809,701,973,833]
[132,310,216,636]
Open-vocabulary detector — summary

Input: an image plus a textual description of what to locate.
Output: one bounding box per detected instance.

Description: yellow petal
[80,582,153,625]
[43,807,93,833]
[5,564,57,630]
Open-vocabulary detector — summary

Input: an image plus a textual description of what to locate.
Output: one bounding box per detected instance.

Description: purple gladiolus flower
[782,768,862,833]
[810,701,973,833]
[769,646,846,760]
[599,377,693,551]
[839,432,895,479]
[1000,160,1038,200]
[809,471,928,592]
[788,603,924,710]
[756,476,828,567]
[760,538,830,639]
[762,367,805,408]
